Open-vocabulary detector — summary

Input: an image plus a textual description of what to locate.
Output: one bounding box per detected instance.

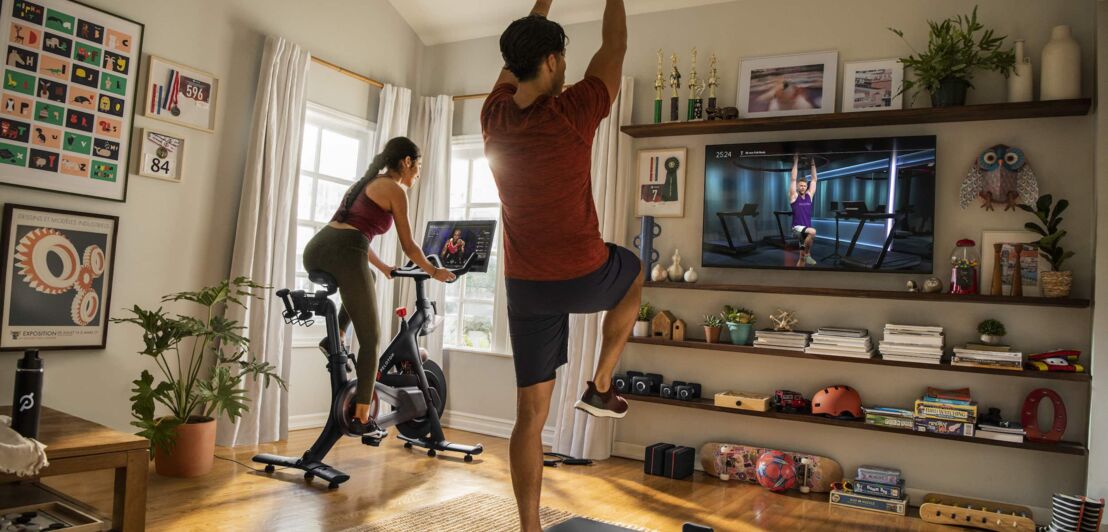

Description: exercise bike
[253,254,484,489]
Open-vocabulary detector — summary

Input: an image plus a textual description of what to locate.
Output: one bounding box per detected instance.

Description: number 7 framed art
[143,54,218,132]
[0,0,144,202]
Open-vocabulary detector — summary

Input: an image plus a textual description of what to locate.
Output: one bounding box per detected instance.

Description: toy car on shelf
[773,389,810,413]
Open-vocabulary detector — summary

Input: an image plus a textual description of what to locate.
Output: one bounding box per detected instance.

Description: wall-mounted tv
[703,136,936,273]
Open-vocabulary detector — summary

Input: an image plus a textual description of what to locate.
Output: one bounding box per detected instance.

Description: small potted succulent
[703,314,725,344]
[634,302,655,337]
[723,305,756,346]
[1019,194,1074,298]
[890,6,1015,107]
[977,319,1007,345]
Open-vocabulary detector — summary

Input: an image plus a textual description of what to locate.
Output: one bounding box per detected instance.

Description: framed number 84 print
[0,0,144,201]
[136,127,184,182]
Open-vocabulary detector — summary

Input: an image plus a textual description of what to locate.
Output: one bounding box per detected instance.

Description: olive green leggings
[302,226,380,404]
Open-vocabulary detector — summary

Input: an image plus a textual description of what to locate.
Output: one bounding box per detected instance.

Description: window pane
[314,180,349,222]
[449,207,466,221]
[465,255,497,301]
[450,159,469,209]
[296,224,315,256]
[462,303,494,349]
[318,129,360,178]
[469,207,499,221]
[444,316,459,347]
[294,275,312,291]
[297,176,313,219]
[470,158,498,204]
[301,124,318,170]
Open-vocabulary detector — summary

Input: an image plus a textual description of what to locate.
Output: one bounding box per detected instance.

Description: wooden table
[1,406,148,531]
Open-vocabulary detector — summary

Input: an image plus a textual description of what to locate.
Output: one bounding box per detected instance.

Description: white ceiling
[388,0,736,45]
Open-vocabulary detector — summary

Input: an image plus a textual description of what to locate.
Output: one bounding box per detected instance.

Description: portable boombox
[613,372,639,394]
[660,381,686,399]
[675,383,702,401]
[631,373,664,395]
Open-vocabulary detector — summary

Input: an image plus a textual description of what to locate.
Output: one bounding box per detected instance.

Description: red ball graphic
[755,450,797,492]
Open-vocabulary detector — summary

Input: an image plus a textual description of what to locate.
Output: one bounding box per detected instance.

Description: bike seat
[308,270,339,295]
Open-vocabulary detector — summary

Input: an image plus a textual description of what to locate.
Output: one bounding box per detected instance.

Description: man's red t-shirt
[481,76,611,281]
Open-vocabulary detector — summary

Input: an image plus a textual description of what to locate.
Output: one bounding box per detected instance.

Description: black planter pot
[930,78,969,107]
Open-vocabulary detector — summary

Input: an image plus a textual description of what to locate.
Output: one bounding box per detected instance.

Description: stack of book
[862,406,914,430]
[977,420,1026,443]
[805,327,874,359]
[753,329,811,352]
[913,387,977,437]
[951,343,1023,371]
[878,324,945,365]
[829,465,908,516]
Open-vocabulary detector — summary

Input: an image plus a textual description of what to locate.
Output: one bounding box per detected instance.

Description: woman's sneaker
[574,381,629,419]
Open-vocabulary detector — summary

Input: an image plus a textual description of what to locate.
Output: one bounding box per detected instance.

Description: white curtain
[219,36,311,446]
[400,95,454,363]
[552,77,634,459]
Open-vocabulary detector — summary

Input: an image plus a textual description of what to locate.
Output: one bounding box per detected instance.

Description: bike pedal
[361,436,382,447]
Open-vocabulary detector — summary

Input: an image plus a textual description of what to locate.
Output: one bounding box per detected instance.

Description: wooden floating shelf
[620,98,1092,138]
[644,281,1091,308]
[628,337,1091,382]
[625,394,1088,456]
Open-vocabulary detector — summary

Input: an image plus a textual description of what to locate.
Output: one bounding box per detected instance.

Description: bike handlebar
[390,253,475,283]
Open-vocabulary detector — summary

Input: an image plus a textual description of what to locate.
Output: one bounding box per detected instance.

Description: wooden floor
[43,427,957,531]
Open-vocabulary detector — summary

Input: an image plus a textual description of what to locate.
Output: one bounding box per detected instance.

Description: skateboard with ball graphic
[700,442,843,493]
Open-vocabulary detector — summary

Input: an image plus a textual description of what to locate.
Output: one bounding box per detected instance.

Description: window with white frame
[293,104,374,340]
[442,136,508,353]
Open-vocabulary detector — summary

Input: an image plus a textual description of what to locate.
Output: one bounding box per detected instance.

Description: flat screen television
[421,220,497,272]
[703,136,936,273]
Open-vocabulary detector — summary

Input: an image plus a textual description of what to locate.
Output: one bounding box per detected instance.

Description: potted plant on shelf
[723,305,756,346]
[113,277,285,478]
[890,6,1016,107]
[634,302,655,337]
[1020,194,1074,297]
[703,314,725,344]
[977,319,1007,345]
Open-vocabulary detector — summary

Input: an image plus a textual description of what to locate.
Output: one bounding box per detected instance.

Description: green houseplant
[113,277,285,477]
[976,319,1007,344]
[703,313,725,344]
[1019,194,1074,297]
[723,305,756,346]
[889,6,1016,107]
[634,302,655,337]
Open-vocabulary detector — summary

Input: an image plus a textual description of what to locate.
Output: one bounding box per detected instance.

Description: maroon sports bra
[332,189,393,239]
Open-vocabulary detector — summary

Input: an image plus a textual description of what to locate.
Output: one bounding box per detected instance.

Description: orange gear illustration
[70,289,100,326]
[74,265,96,292]
[15,228,80,294]
[83,245,106,277]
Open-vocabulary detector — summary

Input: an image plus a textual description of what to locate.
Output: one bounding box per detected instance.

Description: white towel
[0,414,49,476]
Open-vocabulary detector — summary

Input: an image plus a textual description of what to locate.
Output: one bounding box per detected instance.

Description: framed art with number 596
[136,127,184,182]
[143,55,218,132]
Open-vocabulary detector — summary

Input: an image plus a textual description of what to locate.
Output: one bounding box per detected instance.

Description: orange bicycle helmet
[811,385,863,419]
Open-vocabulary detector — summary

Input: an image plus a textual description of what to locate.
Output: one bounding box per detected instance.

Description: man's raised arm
[584,0,627,104]
[492,0,555,89]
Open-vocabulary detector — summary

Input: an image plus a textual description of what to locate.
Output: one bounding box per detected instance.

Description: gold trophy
[653,49,665,124]
[688,48,704,121]
[707,53,719,115]
[668,53,681,122]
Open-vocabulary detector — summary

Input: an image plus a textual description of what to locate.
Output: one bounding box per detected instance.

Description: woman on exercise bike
[302,136,455,429]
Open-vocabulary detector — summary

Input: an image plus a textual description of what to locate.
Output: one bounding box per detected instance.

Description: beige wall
[1087,3,1107,500]
[421,0,1099,512]
[0,0,423,432]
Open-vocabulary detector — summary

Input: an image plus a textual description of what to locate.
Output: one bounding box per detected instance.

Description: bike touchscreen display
[421,220,497,273]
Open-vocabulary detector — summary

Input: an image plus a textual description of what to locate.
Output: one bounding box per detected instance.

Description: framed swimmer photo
[0,204,119,350]
[842,59,903,112]
[0,0,145,202]
[144,55,218,132]
[737,50,838,119]
[636,148,686,218]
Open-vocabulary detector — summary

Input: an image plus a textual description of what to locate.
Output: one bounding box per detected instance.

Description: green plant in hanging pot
[113,277,285,478]
[722,305,756,346]
[634,302,655,337]
[703,313,725,344]
[976,319,1007,345]
[890,6,1016,107]
[1019,194,1074,297]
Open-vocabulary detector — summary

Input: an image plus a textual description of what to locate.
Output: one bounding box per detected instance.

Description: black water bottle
[11,349,43,439]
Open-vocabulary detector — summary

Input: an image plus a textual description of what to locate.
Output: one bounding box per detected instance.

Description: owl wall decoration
[960,144,1040,211]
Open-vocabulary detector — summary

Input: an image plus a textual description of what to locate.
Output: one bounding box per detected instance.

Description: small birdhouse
[652,311,676,340]
[672,319,687,341]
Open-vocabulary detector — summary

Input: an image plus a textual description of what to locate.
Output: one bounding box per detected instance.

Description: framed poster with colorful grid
[0,0,143,202]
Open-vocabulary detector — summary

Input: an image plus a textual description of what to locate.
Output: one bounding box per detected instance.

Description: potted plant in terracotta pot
[723,305,756,346]
[1019,194,1074,298]
[703,313,725,344]
[114,277,285,478]
[633,302,655,337]
[977,319,1007,345]
[890,6,1015,107]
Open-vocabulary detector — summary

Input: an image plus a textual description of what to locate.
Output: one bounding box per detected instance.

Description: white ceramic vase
[633,321,651,337]
[666,249,685,282]
[683,267,699,283]
[650,263,668,282]
[1007,40,1033,103]
[1041,25,1081,100]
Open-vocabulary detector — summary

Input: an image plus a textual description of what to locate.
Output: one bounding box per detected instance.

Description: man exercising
[482,1,639,530]
[790,153,818,267]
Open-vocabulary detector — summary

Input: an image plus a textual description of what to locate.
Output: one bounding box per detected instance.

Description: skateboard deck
[701,442,843,493]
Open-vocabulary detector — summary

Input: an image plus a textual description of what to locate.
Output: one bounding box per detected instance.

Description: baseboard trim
[289,412,329,431]
[442,410,555,446]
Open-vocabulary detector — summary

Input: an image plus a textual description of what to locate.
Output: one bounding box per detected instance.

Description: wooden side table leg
[113,450,149,531]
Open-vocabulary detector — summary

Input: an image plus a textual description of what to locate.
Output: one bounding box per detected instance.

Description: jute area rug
[342,492,652,532]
